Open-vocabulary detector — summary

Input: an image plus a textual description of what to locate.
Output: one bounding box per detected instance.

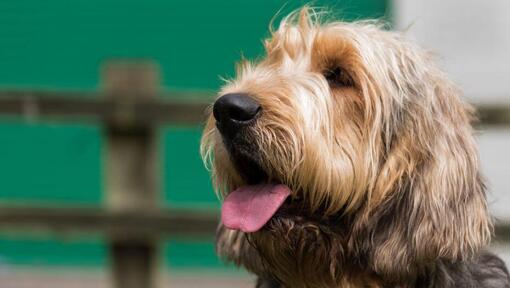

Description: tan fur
[201,7,492,287]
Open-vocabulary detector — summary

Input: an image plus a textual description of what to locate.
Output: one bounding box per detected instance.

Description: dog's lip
[227,147,269,185]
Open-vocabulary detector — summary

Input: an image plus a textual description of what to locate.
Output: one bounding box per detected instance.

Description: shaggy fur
[201,8,510,288]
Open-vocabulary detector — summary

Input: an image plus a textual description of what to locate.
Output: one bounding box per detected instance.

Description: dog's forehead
[312,27,362,69]
[262,23,365,71]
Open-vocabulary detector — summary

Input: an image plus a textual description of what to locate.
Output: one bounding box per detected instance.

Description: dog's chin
[219,139,348,285]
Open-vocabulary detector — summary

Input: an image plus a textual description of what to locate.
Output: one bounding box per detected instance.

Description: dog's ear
[366,76,492,280]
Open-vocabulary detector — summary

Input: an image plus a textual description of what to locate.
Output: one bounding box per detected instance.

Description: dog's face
[204,12,383,216]
[201,8,491,286]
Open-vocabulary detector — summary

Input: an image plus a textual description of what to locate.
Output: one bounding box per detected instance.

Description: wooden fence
[0,61,508,288]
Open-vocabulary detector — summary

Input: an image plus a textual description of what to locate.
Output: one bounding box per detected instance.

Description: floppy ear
[366,75,492,280]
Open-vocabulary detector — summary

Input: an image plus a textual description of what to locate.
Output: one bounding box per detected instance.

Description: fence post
[102,61,161,288]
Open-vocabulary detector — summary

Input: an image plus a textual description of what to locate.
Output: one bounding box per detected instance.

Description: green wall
[0,0,388,269]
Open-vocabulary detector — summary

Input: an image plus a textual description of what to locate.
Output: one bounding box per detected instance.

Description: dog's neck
[216,216,389,287]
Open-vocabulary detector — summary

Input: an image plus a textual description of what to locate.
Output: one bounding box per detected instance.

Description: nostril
[213,93,261,124]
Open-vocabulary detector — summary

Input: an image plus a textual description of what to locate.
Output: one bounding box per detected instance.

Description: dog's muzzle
[213,92,266,184]
[213,93,261,138]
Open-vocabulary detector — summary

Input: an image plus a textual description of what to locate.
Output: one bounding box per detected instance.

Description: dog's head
[201,8,491,286]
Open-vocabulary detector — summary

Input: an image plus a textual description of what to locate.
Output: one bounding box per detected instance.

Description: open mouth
[220,153,293,233]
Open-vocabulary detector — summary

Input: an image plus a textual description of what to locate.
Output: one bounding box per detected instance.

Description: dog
[201,7,510,288]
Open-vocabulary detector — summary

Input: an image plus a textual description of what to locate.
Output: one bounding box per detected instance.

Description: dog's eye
[324,67,353,88]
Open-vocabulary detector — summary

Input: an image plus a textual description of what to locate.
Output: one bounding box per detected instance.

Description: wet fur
[201,8,510,288]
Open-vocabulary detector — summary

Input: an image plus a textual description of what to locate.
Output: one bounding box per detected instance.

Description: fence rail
[0,62,509,287]
[0,91,510,128]
[0,205,217,239]
[0,90,211,126]
[0,205,508,241]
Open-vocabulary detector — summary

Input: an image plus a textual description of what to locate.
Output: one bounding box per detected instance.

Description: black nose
[213,93,261,125]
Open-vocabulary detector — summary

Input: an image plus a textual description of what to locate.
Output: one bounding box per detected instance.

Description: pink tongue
[221,184,291,233]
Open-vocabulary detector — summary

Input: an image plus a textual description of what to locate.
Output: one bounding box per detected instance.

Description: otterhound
[201,8,510,288]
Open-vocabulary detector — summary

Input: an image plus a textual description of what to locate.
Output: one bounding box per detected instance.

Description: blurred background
[0,0,508,287]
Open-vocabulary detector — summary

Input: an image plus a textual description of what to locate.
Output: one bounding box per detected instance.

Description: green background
[0,0,387,270]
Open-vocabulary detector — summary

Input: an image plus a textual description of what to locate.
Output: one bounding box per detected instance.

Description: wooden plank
[476,104,510,127]
[495,222,510,243]
[103,62,160,288]
[0,206,218,238]
[0,91,212,126]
